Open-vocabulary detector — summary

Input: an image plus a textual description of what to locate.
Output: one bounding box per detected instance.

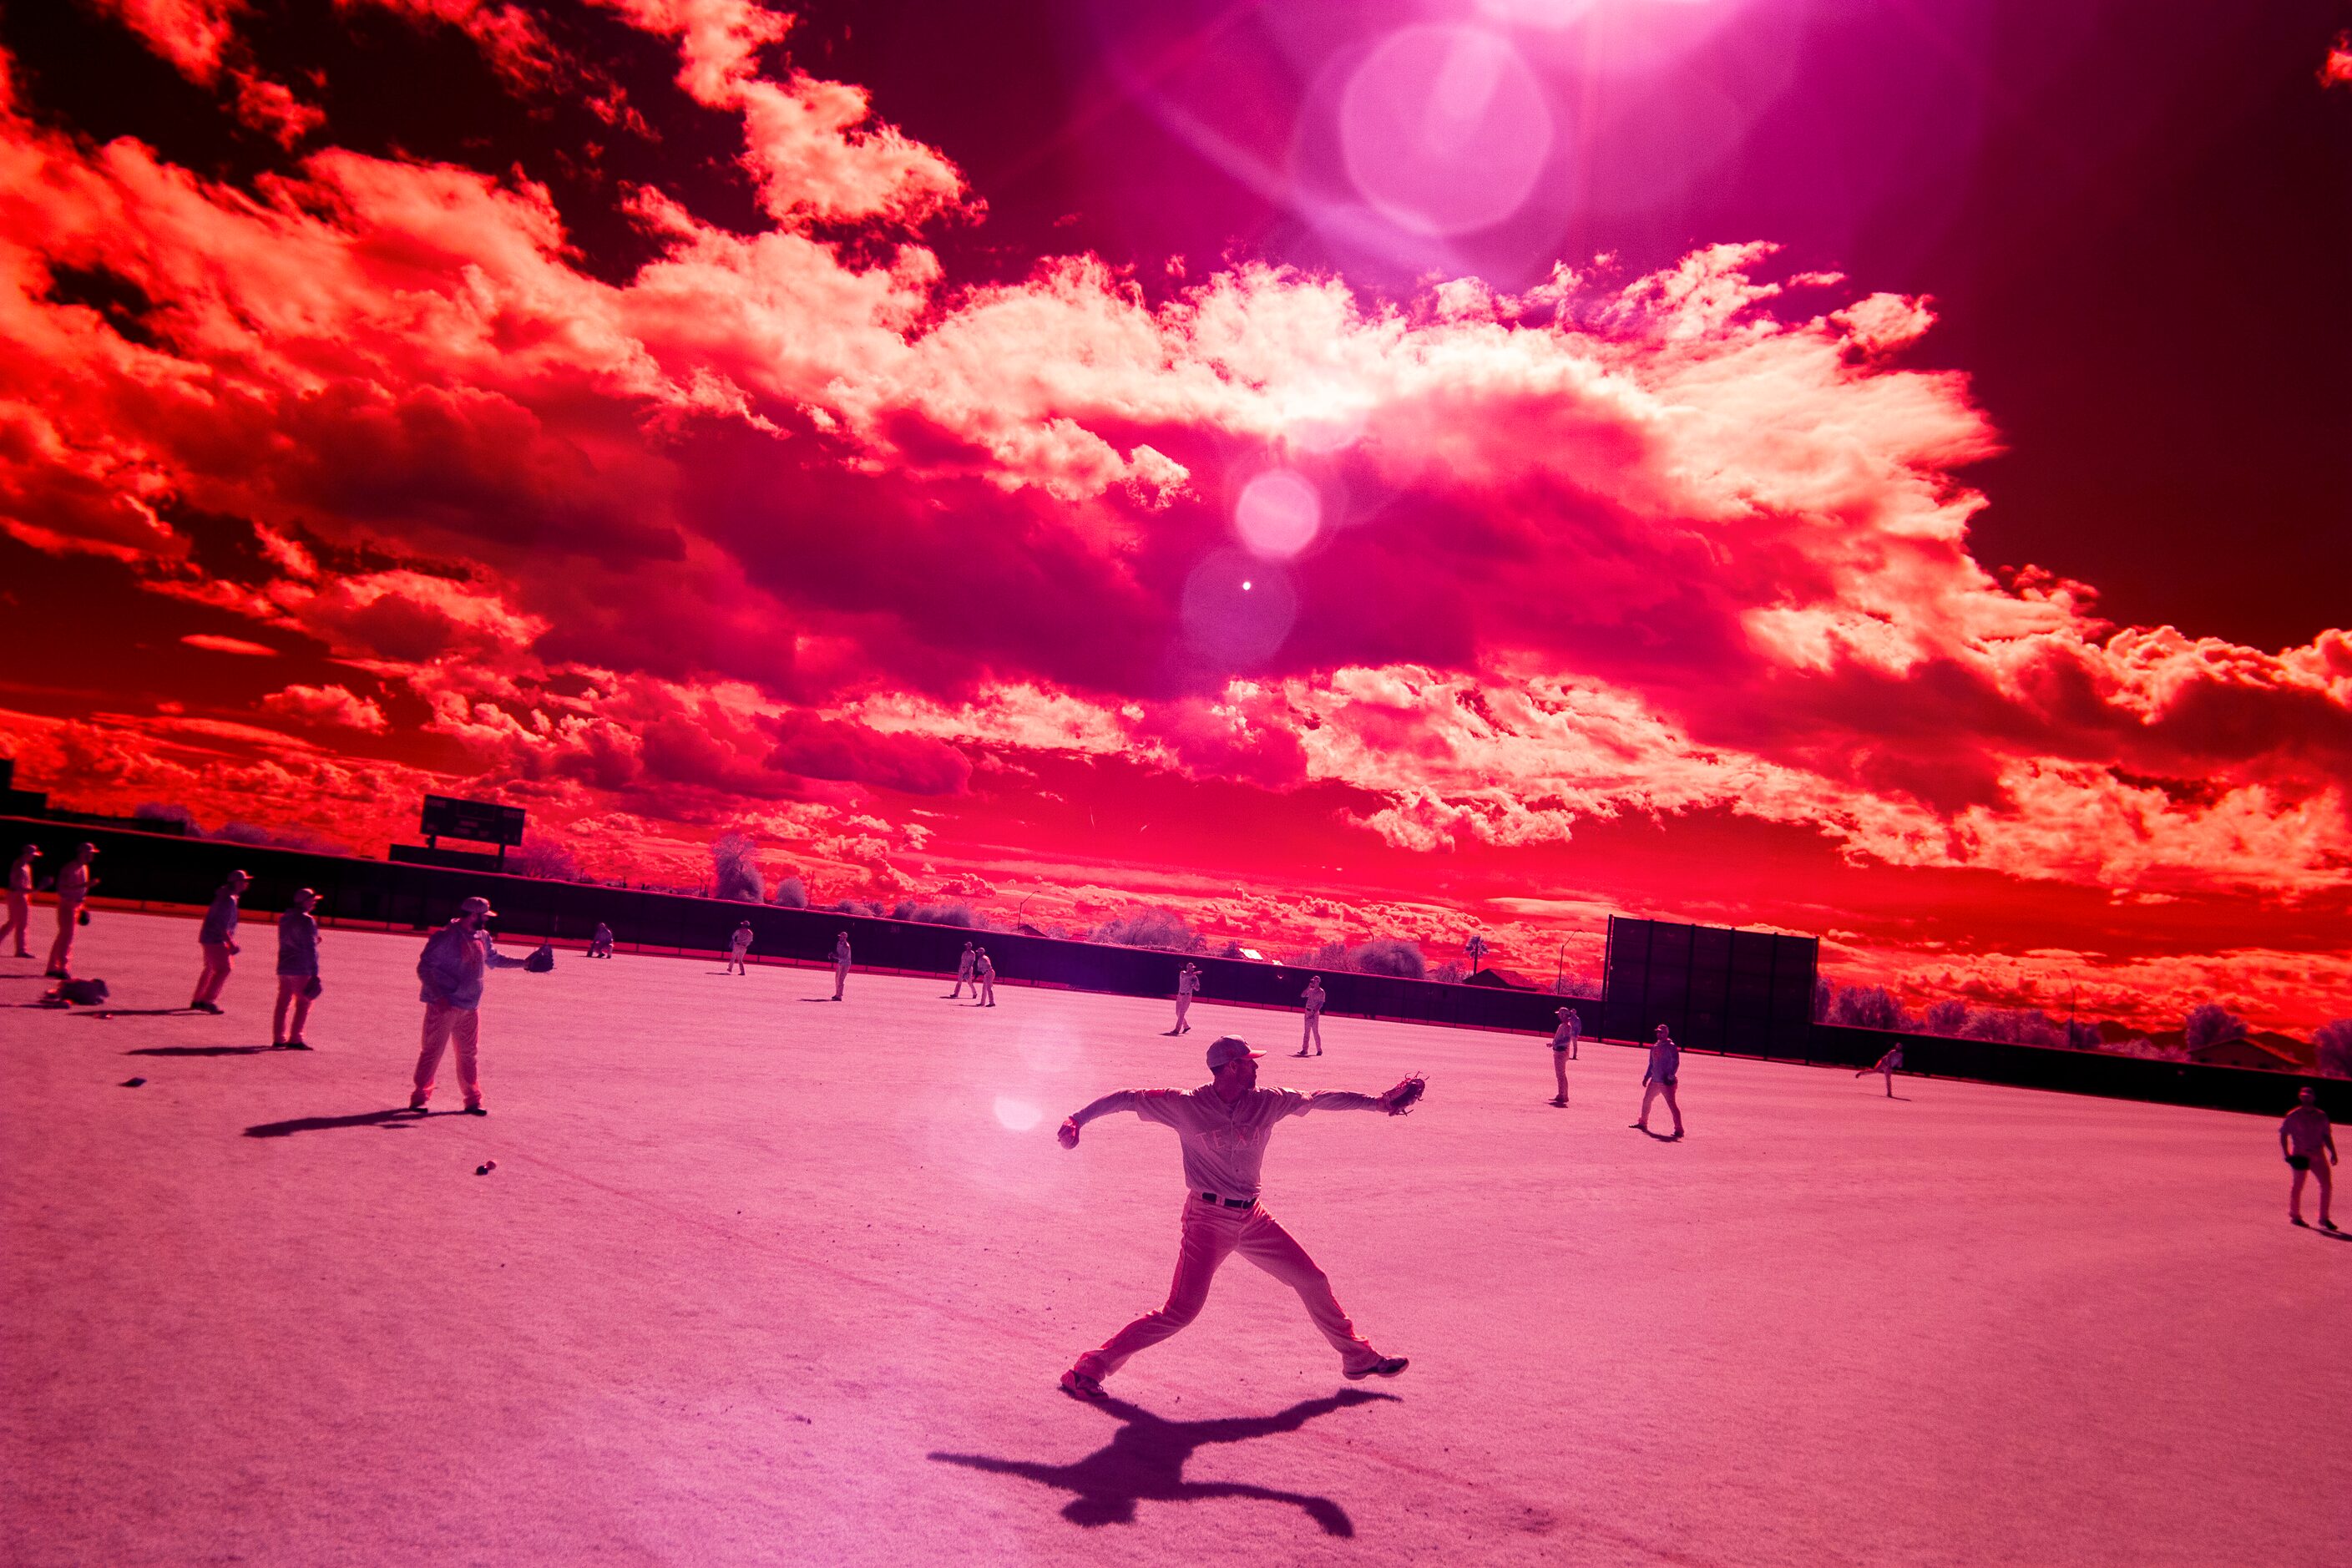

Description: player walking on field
[1166,962,1199,1035]
[726,920,753,974]
[1548,1005,1581,1105]
[1054,1034,1424,1399]
[1295,975,1325,1056]
[948,941,977,999]
[1856,1043,1903,1097]
[271,887,321,1049]
[832,931,852,999]
[2280,1087,2337,1231]
[2,843,37,958]
[409,896,520,1115]
[188,869,249,1013]
[1632,1024,1685,1139]
[43,842,94,978]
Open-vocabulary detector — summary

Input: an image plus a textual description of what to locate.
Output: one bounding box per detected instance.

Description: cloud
[180,633,278,656]
[261,683,391,732]
[1,8,2347,1025]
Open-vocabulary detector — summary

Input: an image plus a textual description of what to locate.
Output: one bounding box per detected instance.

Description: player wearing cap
[408,895,515,1115]
[188,868,250,1014]
[832,932,852,1000]
[974,946,996,1006]
[1547,1005,1581,1106]
[1053,1034,1417,1399]
[2,843,38,958]
[726,919,754,975]
[1295,975,1326,1056]
[1166,962,1200,1035]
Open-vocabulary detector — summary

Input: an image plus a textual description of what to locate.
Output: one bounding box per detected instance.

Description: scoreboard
[1601,917,1817,1056]
[419,794,527,848]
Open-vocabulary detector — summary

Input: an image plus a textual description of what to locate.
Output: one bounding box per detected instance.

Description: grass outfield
[3,910,2345,1567]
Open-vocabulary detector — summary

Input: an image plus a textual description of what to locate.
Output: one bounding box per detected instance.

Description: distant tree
[2105,1035,2188,1062]
[2183,1003,2248,1054]
[710,832,764,903]
[508,835,584,881]
[830,898,886,917]
[1430,959,1466,984]
[1218,940,1256,960]
[2314,1019,2352,1080]
[133,802,200,832]
[1302,939,1351,971]
[1464,933,1489,975]
[1552,974,1602,999]
[1826,984,1914,1033]
[2065,1020,2103,1051]
[768,877,808,909]
[1920,999,1968,1037]
[893,901,979,927]
[1813,977,1835,1023]
[213,820,339,853]
[1090,906,1202,951]
[1350,938,1426,979]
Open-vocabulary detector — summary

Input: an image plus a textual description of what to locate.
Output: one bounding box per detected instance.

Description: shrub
[830,898,886,918]
[1430,960,1465,984]
[1091,906,1201,951]
[1826,984,1914,1032]
[508,835,584,881]
[768,877,808,909]
[2105,1035,2188,1062]
[212,821,339,853]
[133,802,200,832]
[709,832,764,903]
[891,901,979,927]
[1348,938,1425,979]
[2314,1019,2352,1080]
[2183,1003,2248,1053]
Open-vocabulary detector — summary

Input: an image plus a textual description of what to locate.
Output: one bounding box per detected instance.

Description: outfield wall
[8,816,2344,1120]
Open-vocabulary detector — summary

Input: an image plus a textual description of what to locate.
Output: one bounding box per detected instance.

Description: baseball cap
[1205,1035,1264,1071]
[459,895,497,918]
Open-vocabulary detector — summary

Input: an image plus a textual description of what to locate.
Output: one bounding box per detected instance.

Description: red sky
[1,0,2348,1030]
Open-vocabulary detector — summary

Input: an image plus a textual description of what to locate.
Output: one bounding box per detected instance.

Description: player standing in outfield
[1548,1005,1581,1106]
[1856,1043,1904,1097]
[410,896,518,1115]
[1054,1035,1422,1399]
[1296,975,1325,1057]
[188,868,250,1014]
[831,931,852,1000]
[43,842,95,978]
[271,888,321,1050]
[588,922,615,959]
[948,941,977,999]
[726,919,754,975]
[2280,1087,2337,1231]
[2,843,37,958]
[974,947,997,1006]
[1632,1024,1686,1139]
[1166,962,1200,1035]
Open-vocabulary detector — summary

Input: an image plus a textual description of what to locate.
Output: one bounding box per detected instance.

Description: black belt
[1196,1191,1254,1209]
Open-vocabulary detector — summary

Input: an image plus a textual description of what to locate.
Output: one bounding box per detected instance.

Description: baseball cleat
[1344,1357,1409,1381]
[1059,1368,1105,1400]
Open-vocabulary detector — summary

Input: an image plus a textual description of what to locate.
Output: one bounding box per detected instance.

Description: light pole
[1017,893,1036,930]
[1554,938,1566,994]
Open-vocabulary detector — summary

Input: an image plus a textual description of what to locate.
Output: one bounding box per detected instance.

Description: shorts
[1647,1075,1677,1087]
[1551,1043,1572,1053]
[2287,1155,2311,1171]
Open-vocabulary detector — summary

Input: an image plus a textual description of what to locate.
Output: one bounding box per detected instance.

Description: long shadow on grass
[930,1388,1397,1535]
[245,1109,454,1137]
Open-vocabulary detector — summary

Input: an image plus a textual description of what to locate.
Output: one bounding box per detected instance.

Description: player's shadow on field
[929,1388,1398,1536]
[244,1109,458,1137]
[128,1044,275,1057]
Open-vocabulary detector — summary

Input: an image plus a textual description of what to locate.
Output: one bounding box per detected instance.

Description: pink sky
[0,0,2347,1031]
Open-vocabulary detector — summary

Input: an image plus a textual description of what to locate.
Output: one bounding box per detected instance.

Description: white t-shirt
[731,928,752,952]
[1084,1085,1381,1201]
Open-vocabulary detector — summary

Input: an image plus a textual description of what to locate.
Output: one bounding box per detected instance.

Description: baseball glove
[1378,1073,1428,1116]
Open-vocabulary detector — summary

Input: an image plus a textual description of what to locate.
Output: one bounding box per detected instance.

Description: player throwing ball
[1055,1035,1424,1399]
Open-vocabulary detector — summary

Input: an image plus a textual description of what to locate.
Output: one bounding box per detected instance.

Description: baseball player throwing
[1054,1034,1424,1399]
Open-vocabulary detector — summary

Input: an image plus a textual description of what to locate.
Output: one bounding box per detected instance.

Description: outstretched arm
[1059,1090,1143,1147]
[1299,1090,1386,1113]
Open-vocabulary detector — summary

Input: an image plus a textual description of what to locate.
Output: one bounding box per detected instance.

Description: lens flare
[1181,550,1297,667]
[1339,27,1554,237]
[1234,469,1322,559]
[993,1095,1043,1132]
